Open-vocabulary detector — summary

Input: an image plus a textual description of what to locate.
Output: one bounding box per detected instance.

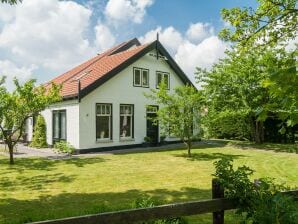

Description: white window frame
[156,71,170,89]
[133,67,149,88]
[96,104,112,141]
[120,104,134,140]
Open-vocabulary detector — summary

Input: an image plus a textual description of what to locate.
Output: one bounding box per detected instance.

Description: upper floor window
[133,67,149,87]
[156,71,170,89]
[96,104,112,140]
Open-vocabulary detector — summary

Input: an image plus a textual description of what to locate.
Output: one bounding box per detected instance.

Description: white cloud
[175,36,228,80]
[0,60,36,90]
[105,0,153,24]
[186,22,214,44]
[0,4,16,22]
[0,0,97,73]
[94,23,116,52]
[140,24,228,84]
[139,26,183,54]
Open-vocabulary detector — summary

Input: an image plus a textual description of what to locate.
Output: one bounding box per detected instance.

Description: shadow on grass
[0,156,107,172]
[113,140,228,155]
[174,152,246,161]
[229,141,298,154]
[0,187,212,224]
[0,173,76,191]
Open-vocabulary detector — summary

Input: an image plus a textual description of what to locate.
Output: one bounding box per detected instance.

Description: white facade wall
[25,117,34,142]
[41,100,80,149]
[78,50,184,150]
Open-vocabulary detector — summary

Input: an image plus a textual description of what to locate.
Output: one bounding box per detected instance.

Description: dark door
[146,106,159,145]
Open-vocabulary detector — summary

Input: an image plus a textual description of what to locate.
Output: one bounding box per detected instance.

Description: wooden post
[212,178,224,224]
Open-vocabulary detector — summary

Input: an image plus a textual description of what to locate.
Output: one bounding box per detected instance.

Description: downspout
[77,79,81,103]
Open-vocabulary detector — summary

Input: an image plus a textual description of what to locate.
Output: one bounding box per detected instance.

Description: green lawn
[0,142,297,224]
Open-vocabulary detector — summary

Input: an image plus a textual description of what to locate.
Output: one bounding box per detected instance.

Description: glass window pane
[60,112,66,139]
[157,73,162,86]
[134,69,141,85]
[96,116,109,139]
[106,105,110,114]
[120,105,124,115]
[97,105,101,114]
[142,70,148,86]
[53,113,59,138]
[164,74,169,88]
[120,115,131,137]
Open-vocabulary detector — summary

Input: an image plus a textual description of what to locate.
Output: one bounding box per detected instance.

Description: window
[120,104,134,139]
[134,67,149,87]
[96,104,112,140]
[53,110,66,142]
[156,71,170,89]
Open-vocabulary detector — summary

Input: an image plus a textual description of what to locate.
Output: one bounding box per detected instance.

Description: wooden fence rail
[30,180,298,224]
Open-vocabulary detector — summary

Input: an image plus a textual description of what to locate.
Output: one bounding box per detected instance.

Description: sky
[0,0,258,89]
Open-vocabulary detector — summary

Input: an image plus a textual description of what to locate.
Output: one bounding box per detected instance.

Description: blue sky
[0,0,258,89]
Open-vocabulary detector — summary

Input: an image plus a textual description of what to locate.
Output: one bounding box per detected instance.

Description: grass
[0,141,297,223]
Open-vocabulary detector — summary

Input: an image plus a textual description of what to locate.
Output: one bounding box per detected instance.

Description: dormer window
[156,71,170,89]
[133,67,149,87]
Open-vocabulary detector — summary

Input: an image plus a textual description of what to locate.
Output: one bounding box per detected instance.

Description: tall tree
[0,77,61,164]
[220,0,297,48]
[218,0,297,128]
[196,47,291,143]
[146,83,203,157]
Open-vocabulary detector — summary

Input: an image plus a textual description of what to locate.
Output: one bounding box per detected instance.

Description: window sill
[119,138,135,142]
[96,139,113,143]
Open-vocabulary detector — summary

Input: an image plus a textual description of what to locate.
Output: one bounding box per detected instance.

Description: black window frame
[133,67,149,88]
[52,110,67,143]
[156,71,170,90]
[119,104,134,139]
[96,103,113,141]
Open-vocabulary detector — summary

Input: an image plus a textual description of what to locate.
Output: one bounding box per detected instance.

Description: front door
[146,106,159,145]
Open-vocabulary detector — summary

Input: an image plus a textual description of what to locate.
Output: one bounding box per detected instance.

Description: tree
[146,83,203,157]
[1,0,21,4]
[30,115,47,148]
[196,47,291,144]
[0,77,61,164]
[220,0,297,48]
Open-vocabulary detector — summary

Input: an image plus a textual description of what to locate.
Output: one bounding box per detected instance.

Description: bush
[54,141,75,154]
[213,158,298,223]
[30,115,48,148]
[202,110,251,140]
[133,196,187,224]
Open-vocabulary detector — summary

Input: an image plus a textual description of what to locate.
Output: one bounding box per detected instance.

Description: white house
[26,38,193,152]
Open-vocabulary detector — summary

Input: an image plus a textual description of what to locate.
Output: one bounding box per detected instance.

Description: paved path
[0,143,68,159]
[0,140,224,159]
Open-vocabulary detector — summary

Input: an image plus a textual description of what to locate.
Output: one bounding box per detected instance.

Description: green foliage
[134,196,188,224]
[1,0,21,4]
[0,77,61,164]
[203,110,251,140]
[30,115,47,148]
[54,141,75,155]
[214,158,298,223]
[219,0,298,48]
[146,83,203,156]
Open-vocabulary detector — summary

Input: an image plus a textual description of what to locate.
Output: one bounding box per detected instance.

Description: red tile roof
[45,39,150,98]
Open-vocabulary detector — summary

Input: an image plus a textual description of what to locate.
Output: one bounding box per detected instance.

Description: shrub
[30,115,48,148]
[54,141,75,154]
[213,158,298,223]
[133,196,188,224]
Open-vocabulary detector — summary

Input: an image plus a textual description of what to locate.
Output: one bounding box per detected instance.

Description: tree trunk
[7,143,14,165]
[255,121,264,144]
[187,139,192,157]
